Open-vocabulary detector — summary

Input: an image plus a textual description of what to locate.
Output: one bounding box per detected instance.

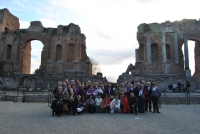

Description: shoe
[152,111,155,113]
[157,112,160,113]
[135,113,138,115]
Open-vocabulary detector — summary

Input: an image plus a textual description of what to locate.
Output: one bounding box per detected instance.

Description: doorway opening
[182,41,195,75]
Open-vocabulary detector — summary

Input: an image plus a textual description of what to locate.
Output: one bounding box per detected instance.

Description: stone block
[28,21,43,32]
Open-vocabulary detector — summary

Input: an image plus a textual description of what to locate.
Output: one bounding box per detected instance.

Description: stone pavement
[0,102,199,134]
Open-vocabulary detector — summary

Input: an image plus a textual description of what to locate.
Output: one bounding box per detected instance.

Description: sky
[0,0,198,82]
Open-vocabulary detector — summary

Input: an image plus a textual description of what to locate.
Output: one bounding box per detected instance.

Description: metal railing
[48,93,54,107]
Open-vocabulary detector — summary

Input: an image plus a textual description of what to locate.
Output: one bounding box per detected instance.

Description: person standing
[177,80,182,93]
[146,82,152,112]
[150,82,160,113]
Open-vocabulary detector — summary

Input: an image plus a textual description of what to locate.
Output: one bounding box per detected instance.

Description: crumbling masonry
[0,8,92,75]
[118,19,200,91]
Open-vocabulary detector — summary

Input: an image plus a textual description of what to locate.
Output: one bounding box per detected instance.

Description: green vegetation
[143,24,151,33]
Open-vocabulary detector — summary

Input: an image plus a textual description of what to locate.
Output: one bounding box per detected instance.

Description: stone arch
[151,43,158,62]
[18,76,27,87]
[81,44,87,61]
[166,44,171,61]
[18,33,51,74]
[6,44,12,60]
[55,44,62,61]
[67,43,75,62]
[138,44,144,61]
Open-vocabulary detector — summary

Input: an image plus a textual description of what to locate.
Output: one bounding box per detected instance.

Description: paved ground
[0,102,199,134]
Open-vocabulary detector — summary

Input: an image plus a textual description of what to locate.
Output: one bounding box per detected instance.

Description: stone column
[147,33,151,63]
[162,32,166,63]
[184,35,191,77]
[174,32,179,64]
[135,49,139,62]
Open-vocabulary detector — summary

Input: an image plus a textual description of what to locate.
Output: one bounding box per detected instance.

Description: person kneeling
[102,93,110,113]
[95,94,103,113]
[110,95,121,113]
[129,92,138,115]
[73,95,84,115]
[120,93,130,113]
[84,95,95,114]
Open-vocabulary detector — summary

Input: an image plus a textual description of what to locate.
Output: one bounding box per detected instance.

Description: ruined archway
[138,44,144,61]
[151,43,158,62]
[30,41,43,74]
[67,43,75,62]
[182,38,200,77]
[21,40,44,74]
[6,44,12,60]
[55,44,62,61]
[81,44,87,61]
[19,32,51,74]
[0,11,92,75]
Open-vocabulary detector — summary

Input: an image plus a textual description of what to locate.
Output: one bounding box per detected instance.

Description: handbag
[62,104,68,112]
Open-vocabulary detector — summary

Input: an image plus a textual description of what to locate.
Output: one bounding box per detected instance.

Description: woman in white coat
[110,95,121,113]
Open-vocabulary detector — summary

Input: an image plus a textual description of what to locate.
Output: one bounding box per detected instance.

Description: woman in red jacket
[102,93,111,113]
[120,93,130,113]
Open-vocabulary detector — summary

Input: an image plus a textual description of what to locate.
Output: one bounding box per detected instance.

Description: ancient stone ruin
[0,8,91,75]
[0,8,106,90]
[118,19,200,91]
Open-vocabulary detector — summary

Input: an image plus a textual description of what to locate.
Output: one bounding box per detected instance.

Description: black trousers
[87,104,94,113]
[130,104,137,114]
[66,100,73,114]
[102,106,110,113]
[145,100,151,111]
[152,97,159,112]
[120,104,123,113]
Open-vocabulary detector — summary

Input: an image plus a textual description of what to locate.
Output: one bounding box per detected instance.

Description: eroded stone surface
[0,8,91,75]
[118,19,200,89]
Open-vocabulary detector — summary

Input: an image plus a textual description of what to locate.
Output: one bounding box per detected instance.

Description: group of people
[51,79,161,117]
[168,80,191,93]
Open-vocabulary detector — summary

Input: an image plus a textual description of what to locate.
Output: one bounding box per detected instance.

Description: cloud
[40,18,57,28]
[36,8,42,15]
[88,48,135,65]
[14,0,26,9]
[45,14,54,18]
[51,0,57,5]
[96,30,112,40]
[19,20,30,29]
[135,0,157,3]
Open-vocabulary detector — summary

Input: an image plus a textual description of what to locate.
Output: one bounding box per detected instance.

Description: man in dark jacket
[134,82,141,99]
